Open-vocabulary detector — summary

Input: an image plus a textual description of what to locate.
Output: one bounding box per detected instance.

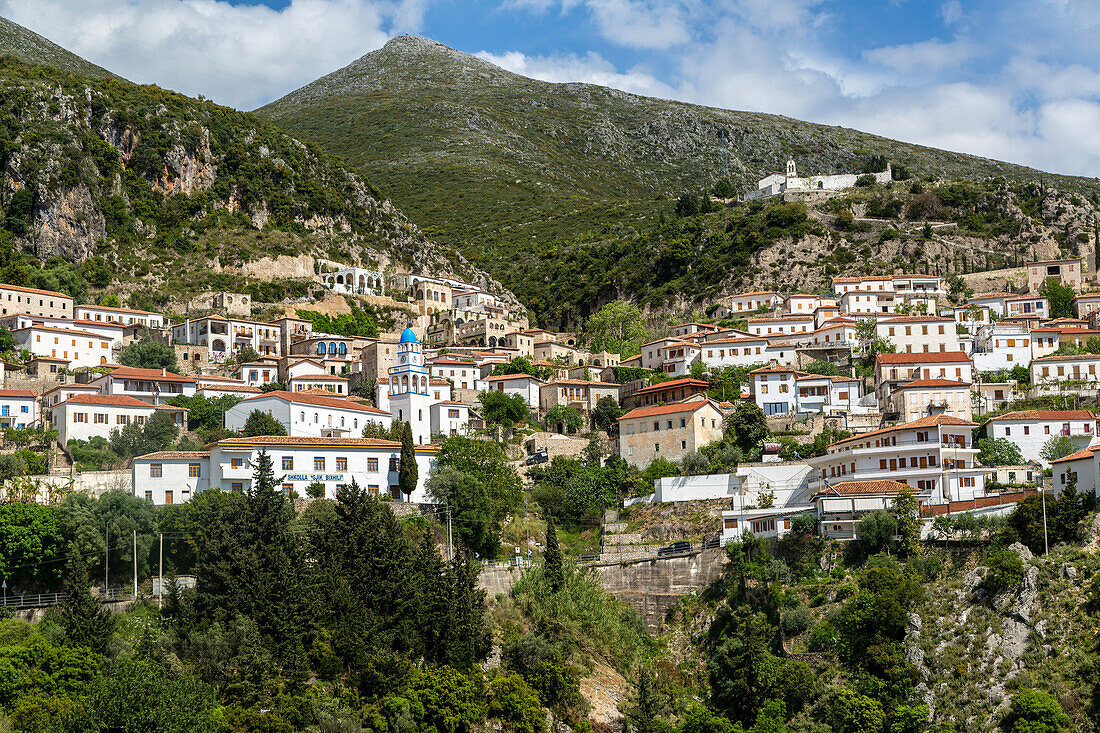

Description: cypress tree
[545,519,563,593]
[399,421,418,500]
[59,548,115,653]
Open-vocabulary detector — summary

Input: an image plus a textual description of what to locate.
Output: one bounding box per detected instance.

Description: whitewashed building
[807,414,985,504]
[50,395,187,446]
[89,366,197,405]
[0,390,39,429]
[74,305,168,329]
[321,267,384,295]
[1031,353,1100,394]
[224,390,390,438]
[986,410,1099,467]
[14,325,113,368]
[480,374,544,408]
[132,436,440,504]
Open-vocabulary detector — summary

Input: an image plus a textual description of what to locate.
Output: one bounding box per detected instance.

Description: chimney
[162,368,166,377]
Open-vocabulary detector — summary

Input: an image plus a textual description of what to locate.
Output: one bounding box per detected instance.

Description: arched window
[354,419,358,429]
[338,342,347,355]
[313,413,319,423]
[300,411,305,422]
[316,343,325,355]
[328,342,337,355]
[401,376,409,391]
[340,416,345,427]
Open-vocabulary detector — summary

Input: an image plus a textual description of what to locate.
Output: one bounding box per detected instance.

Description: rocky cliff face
[0,51,516,304]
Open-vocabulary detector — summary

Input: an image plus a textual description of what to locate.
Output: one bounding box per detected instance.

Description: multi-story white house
[807,414,985,504]
[971,322,1032,371]
[808,319,858,349]
[132,435,440,504]
[172,316,282,361]
[1029,327,1100,360]
[1053,445,1100,497]
[89,366,197,405]
[1031,353,1100,394]
[746,316,814,339]
[236,360,281,388]
[784,294,821,316]
[699,336,774,369]
[671,322,724,338]
[225,390,390,438]
[480,374,544,407]
[51,395,188,446]
[14,325,113,368]
[749,364,861,416]
[639,337,684,371]
[876,316,960,354]
[1,315,128,350]
[74,304,168,329]
[429,359,481,390]
[42,383,101,409]
[0,390,39,429]
[617,395,725,468]
[658,341,703,375]
[834,275,946,315]
[728,291,783,314]
[986,410,1099,467]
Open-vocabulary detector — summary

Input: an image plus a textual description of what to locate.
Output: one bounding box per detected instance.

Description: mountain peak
[261,34,525,110]
[0,15,120,79]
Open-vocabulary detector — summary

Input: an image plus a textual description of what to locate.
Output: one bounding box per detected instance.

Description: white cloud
[584,0,690,49]
[863,38,981,75]
[475,48,674,97]
[0,0,422,110]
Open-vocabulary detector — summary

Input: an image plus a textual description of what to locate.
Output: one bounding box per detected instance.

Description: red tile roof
[875,352,971,365]
[0,282,71,298]
[987,410,1096,422]
[634,378,708,395]
[619,397,715,420]
[215,436,412,448]
[106,366,196,383]
[1052,446,1098,464]
[55,394,156,408]
[136,451,210,460]
[0,389,36,398]
[821,480,914,495]
[244,390,388,414]
[198,384,262,394]
[828,414,976,448]
[13,324,106,339]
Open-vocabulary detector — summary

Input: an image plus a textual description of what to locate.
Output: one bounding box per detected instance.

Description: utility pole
[1041,487,1049,555]
[524,494,529,565]
[132,530,137,599]
[158,533,163,610]
[104,522,109,599]
[445,501,453,561]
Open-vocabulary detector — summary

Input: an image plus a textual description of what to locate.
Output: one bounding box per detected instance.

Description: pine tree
[59,548,115,653]
[545,519,563,593]
[399,421,418,499]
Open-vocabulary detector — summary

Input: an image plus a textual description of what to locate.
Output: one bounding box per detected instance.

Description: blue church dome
[399,327,418,343]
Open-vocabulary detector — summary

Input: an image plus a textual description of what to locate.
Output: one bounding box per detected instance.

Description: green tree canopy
[118,335,177,372]
[479,391,530,428]
[592,395,622,432]
[584,300,650,357]
[977,437,1025,466]
[242,409,287,437]
[1040,278,1076,319]
[1000,688,1068,733]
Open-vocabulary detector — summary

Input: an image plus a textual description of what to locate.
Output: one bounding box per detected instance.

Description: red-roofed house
[618,395,725,468]
[0,389,38,429]
[1053,446,1100,497]
[89,366,197,405]
[224,390,390,438]
[987,410,1099,467]
[873,352,973,404]
[50,394,187,445]
[14,324,113,368]
[807,414,984,504]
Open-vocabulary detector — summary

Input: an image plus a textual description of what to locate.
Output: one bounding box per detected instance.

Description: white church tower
[387,327,433,444]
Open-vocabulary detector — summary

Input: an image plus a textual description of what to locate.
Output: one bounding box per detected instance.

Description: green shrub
[984,548,1025,594]
[779,607,812,636]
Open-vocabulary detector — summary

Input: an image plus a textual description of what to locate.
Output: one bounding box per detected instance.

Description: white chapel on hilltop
[745,158,893,201]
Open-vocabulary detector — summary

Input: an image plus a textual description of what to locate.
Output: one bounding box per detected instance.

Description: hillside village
[0,241,1097,549]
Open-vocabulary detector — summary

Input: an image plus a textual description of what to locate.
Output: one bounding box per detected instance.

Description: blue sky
[6,0,1100,177]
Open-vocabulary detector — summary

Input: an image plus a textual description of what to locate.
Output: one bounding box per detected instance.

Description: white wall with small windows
[131,452,210,505]
[50,396,186,446]
[14,325,113,368]
[223,391,392,437]
[431,401,470,438]
[0,390,39,429]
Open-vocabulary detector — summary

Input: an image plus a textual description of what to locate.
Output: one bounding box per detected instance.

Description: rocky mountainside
[0,23,516,312]
[0,16,119,79]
